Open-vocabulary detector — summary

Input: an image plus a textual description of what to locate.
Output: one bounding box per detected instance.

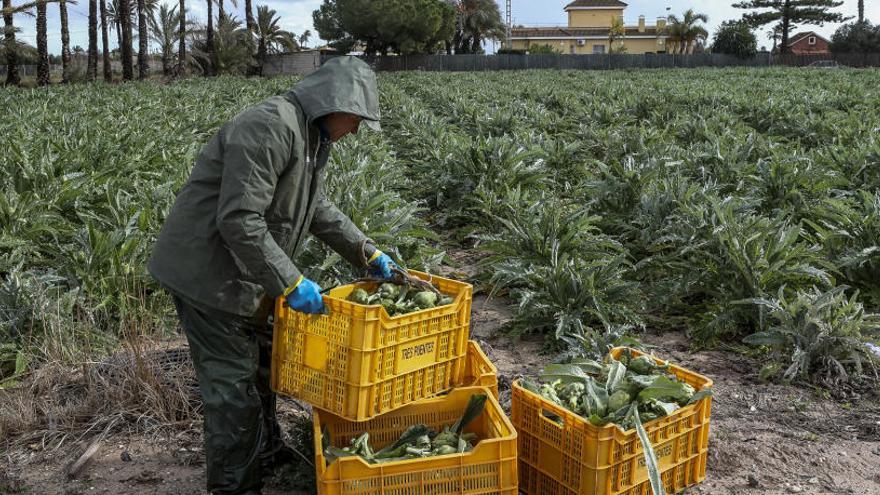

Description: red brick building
[786,32,831,55]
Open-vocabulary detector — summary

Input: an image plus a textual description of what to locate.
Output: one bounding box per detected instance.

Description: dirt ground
[2,295,879,495]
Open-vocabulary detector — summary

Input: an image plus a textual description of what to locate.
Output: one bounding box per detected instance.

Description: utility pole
[505,0,511,48]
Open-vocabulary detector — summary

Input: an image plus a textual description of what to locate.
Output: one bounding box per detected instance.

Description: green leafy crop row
[2,68,879,387]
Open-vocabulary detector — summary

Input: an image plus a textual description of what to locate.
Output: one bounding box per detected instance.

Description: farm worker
[147,56,399,495]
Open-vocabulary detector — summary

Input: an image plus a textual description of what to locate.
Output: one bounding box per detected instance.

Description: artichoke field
[1,68,879,387]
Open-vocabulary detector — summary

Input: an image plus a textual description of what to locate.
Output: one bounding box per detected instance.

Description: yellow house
[506,0,669,55]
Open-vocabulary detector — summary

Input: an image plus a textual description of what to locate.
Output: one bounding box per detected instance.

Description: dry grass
[0,276,201,450]
[0,338,201,450]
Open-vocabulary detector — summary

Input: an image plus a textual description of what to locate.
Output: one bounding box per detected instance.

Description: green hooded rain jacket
[148,56,381,319]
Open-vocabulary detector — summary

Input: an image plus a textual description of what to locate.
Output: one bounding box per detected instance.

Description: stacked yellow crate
[271,270,516,495]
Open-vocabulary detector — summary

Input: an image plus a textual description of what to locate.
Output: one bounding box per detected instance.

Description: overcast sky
[512,0,878,50]
[14,0,879,56]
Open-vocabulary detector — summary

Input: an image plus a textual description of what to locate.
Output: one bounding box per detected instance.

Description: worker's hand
[284,277,325,314]
[368,250,401,280]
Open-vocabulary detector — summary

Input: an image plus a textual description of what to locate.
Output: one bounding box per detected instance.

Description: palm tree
[2,0,23,85]
[2,0,14,85]
[136,0,148,78]
[86,0,98,79]
[216,0,234,23]
[176,0,185,76]
[106,0,154,48]
[243,0,254,73]
[664,19,683,53]
[667,8,708,54]
[36,0,49,84]
[449,0,504,54]
[2,0,32,85]
[767,23,782,53]
[243,0,252,34]
[3,0,61,85]
[204,0,213,75]
[608,16,625,54]
[59,0,75,83]
[100,0,110,80]
[149,4,172,75]
[298,28,310,49]
[119,0,132,79]
[253,5,294,74]
[106,0,122,51]
[192,13,249,74]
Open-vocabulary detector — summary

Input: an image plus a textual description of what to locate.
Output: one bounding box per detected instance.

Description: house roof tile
[510,26,663,38]
[787,31,829,46]
[564,0,628,9]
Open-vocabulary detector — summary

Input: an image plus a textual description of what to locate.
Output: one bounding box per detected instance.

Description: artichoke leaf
[452,394,488,434]
[606,358,627,393]
[637,375,694,403]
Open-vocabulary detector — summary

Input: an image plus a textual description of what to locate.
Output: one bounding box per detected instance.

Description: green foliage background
[2,68,879,385]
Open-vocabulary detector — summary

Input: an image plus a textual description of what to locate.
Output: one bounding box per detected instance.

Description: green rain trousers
[148,57,383,494]
[173,295,282,495]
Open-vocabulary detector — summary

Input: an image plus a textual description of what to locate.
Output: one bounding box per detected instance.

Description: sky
[12,0,880,56]
[14,0,321,55]
[511,0,879,50]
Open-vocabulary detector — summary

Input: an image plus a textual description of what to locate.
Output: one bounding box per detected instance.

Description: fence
[263,51,322,76]
[5,53,879,79]
[319,52,880,73]
[772,52,880,67]
[1,60,166,79]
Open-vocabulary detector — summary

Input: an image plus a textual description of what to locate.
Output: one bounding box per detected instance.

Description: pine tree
[733,0,848,54]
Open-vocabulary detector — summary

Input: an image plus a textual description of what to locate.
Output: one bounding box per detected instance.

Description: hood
[288,56,381,132]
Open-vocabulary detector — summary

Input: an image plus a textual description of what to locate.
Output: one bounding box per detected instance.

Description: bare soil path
[2,295,879,495]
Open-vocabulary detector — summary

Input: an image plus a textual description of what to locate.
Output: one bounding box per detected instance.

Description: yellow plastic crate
[271,270,472,421]
[313,386,518,495]
[512,347,713,495]
[463,340,499,398]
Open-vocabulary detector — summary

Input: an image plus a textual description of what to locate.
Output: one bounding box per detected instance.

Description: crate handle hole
[540,407,564,427]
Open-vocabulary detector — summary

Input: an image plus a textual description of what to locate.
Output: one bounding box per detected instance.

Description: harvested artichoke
[348,288,369,305]
[345,282,453,316]
[323,394,488,465]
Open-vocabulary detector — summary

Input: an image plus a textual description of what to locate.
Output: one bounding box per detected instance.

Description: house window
[808,36,817,45]
[593,44,606,54]
[570,45,576,54]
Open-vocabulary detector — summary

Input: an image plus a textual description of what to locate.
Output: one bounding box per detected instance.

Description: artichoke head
[413,291,438,309]
[348,288,370,305]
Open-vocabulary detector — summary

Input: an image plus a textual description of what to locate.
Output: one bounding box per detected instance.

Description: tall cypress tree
[733,0,848,54]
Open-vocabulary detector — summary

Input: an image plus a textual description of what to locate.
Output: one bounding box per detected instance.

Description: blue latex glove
[368,250,401,280]
[284,277,325,314]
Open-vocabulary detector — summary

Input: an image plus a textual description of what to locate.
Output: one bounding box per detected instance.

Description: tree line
[1,0,312,86]
[711,0,878,58]
[4,0,876,86]
[312,0,505,55]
